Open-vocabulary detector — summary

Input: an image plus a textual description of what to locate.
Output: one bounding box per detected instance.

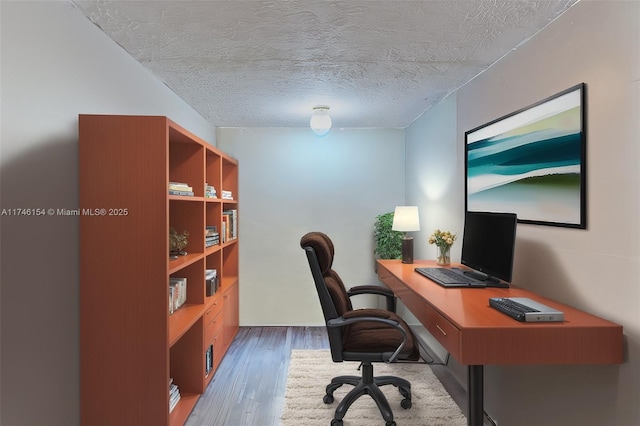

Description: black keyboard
[489,297,539,322]
[414,267,485,287]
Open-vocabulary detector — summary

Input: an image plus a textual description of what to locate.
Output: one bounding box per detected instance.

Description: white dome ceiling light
[310,106,332,136]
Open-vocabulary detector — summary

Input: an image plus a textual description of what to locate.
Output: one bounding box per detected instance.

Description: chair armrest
[347,285,397,313]
[342,308,393,320]
[327,311,407,363]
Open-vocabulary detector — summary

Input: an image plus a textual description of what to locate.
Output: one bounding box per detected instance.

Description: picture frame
[465,83,586,229]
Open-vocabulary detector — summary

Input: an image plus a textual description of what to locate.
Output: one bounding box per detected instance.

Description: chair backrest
[300,231,352,361]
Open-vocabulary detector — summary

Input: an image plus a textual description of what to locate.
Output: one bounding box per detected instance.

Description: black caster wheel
[385,421,396,426]
[331,419,343,426]
[323,394,334,404]
[401,398,412,409]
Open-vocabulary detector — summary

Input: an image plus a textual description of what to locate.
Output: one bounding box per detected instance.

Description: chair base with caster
[323,362,412,426]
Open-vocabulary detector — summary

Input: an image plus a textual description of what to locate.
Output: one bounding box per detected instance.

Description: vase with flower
[428,229,456,266]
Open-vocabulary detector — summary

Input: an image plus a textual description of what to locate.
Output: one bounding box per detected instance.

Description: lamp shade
[392,206,420,232]
[310,106,332,136]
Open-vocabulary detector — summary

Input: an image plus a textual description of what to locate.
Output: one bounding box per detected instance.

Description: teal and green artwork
[465,84,586,228]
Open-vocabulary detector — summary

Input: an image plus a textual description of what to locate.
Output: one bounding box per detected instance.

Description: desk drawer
[380,273,430,325]
[400,292,429,326]
[425,304,460,359]
[378,266,404,295]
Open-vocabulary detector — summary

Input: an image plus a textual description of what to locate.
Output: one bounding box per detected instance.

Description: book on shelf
[206,269,217,280]
[169,277,187,313]
[221,216,228,243]
[206,269,218,296]
[169,189,195,196]
[169,283,179,314]
[169,181,194,196]
[169,182,193,191]
[205,344,213,376]
[206,225,220,247]
[174,277,187,307]
[222,209,238,242]
[205,183,217,198]
[168,286,175,315]
[169,379,181,413]
[221,190,233,200]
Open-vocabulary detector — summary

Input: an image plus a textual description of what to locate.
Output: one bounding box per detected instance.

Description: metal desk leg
[468,365,484,426]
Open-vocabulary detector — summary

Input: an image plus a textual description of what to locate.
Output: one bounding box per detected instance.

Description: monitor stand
[463,270,509,288]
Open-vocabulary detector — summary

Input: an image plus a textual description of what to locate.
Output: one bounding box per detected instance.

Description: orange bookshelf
[80,114,239,426]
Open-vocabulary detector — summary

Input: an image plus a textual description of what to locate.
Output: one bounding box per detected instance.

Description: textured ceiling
[70,0,577,129]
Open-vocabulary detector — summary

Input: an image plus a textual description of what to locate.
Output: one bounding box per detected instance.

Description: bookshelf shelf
[169,393,200,426]
[169,253,203,275]
[80,114,239,426]
[169,303,205,346]
[168,196,204,203]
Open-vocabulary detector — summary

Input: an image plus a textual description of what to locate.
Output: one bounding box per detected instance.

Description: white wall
[0,2,216,424]
[403,93,469,380]
[406,1,640,425]
[217,127,405,325]
[405,93,462,262]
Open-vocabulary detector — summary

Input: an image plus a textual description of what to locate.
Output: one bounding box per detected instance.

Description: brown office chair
[300,231,420,426]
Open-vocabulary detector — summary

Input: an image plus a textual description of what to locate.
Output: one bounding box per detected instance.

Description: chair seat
[342,309,420,361]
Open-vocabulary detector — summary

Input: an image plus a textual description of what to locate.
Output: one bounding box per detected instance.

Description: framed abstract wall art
[465,83,586,228]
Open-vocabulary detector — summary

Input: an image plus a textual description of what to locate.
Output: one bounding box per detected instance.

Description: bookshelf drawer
[205,312,223,346]
[204,297,224,328]
[213,328,225,366]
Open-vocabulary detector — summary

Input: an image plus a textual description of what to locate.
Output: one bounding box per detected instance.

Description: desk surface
[377,259,624,366]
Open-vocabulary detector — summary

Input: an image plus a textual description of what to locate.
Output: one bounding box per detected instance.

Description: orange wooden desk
[376,259,623,426]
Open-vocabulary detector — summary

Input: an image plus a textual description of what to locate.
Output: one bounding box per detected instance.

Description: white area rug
[281,350,466,426]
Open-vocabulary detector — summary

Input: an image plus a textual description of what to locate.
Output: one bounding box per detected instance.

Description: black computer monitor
[461,211,517,286]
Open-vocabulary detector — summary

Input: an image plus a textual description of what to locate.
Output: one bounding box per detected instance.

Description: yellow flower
[428,229,457,248]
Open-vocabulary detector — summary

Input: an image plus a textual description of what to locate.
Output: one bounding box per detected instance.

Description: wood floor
[186,326,479,426]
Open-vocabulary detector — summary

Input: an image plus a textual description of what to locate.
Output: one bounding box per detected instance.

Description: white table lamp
[392,206,420,264]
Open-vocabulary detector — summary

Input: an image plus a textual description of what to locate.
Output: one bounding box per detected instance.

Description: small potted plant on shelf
[373,212,403,269]
[169,227,189,259]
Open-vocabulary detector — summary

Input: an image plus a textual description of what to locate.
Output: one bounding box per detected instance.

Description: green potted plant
[373,212,403,266]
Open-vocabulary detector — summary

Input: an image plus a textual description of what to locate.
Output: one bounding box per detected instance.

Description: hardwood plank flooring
[186,326,486,426]
[185,327,329,426]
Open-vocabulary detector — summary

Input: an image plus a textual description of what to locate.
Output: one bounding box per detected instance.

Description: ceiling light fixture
[310,106,332,136]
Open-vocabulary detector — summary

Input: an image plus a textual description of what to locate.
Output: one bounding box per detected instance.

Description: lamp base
[401,236,414,264]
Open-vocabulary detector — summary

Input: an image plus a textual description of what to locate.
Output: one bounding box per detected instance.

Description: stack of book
[206,269,218,296]
[221,209,238,243]
[205,344,213,376]
[169,182,194,196]
[205,225,220,247]
[205,183,217,198]
[169,378,181,413]
[169,277,187,314]
[221,190,233,200]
